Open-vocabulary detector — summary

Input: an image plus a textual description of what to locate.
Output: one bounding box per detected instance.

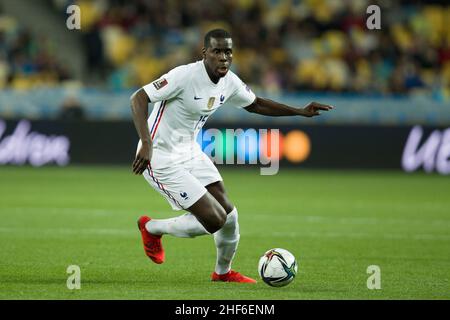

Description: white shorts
[142,151,222,211]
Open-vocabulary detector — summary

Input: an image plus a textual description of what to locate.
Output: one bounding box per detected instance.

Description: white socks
[213,207,240,275]
[145,207,241,275]
[146,212,209,238]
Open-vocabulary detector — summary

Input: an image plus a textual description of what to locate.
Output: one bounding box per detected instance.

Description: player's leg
[143,164,225,235]
[206,182,244,278]
[139,193,225,266]
[205,181,234,213]
[206,180,238,275]
[137,164,216,263]
[190,154,256,283]
[138,163,229,263]
[146,191,226,236]
[186,191,227,233]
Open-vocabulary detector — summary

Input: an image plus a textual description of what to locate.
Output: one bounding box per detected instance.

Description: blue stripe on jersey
[150,101,165,135]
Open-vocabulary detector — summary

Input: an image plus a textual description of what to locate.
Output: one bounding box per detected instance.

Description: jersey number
[195,115,209,131]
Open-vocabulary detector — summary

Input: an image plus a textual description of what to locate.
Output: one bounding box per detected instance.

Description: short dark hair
[204,29,231,48]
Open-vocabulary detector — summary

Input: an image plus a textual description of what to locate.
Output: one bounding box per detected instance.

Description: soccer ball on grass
[258,248,298,287]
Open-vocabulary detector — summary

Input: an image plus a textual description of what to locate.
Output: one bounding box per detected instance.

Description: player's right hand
[132,142,152,175]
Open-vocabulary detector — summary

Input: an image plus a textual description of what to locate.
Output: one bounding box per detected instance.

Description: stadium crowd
[0,13,71,89]
[1,0,450,98]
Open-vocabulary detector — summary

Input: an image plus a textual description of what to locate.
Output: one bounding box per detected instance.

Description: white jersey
[142,60,256,164]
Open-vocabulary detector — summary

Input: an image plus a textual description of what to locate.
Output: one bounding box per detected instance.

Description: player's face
[203,38,233,80]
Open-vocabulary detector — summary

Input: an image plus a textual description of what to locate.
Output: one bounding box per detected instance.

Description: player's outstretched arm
[130,88,152,175]
[244,97,333,117]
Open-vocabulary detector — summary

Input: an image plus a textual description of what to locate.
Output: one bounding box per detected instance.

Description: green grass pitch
[0,166,449,299]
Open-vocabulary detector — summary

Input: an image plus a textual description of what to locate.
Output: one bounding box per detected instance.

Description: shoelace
[140,224,161,253]
[227,270,243,280]
[145,242,161,253]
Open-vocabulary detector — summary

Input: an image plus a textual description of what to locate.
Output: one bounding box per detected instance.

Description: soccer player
[130,29,333,283]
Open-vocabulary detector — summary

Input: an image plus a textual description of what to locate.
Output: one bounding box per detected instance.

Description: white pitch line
[255,213,450,227]
[0,207,176,216]
[0,227,449,241]
[2,208,450,227]
[0,207,123,215]
[1,208,449,241]
[245,230,450,241]
[0,227,133,236]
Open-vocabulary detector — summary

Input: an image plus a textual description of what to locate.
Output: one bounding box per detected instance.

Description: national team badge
[180,192,189,200]
[207,97,215,109]
[152,78,168,90]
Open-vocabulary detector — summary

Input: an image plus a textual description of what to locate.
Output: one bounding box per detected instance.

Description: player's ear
[202,47,207,58]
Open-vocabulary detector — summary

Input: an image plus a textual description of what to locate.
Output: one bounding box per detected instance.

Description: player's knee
[205,208,226,233]
[222,201,235,214]
[214,193,234,214]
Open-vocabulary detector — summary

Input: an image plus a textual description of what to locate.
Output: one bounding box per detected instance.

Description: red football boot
[137,216,165,264]
[211,270,257,283]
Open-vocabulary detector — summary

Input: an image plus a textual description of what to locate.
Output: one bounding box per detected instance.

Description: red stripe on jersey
[150,101,165,136]
[151,101,167,140]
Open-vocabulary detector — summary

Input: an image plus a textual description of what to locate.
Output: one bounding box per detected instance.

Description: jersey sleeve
[142,65,188,102]
[227,73,256,108]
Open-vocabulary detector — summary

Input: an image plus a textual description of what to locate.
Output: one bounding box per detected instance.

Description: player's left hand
[302,102,334,117]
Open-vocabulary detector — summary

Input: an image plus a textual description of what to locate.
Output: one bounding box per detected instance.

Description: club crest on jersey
[220,95,225,104]
[152,78,168,90]
[207,97,215,109]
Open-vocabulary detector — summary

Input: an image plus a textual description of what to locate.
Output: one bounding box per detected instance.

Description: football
[258,248,298,287]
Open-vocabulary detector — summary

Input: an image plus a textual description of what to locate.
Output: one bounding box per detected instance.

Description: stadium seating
[1,0,449,98]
